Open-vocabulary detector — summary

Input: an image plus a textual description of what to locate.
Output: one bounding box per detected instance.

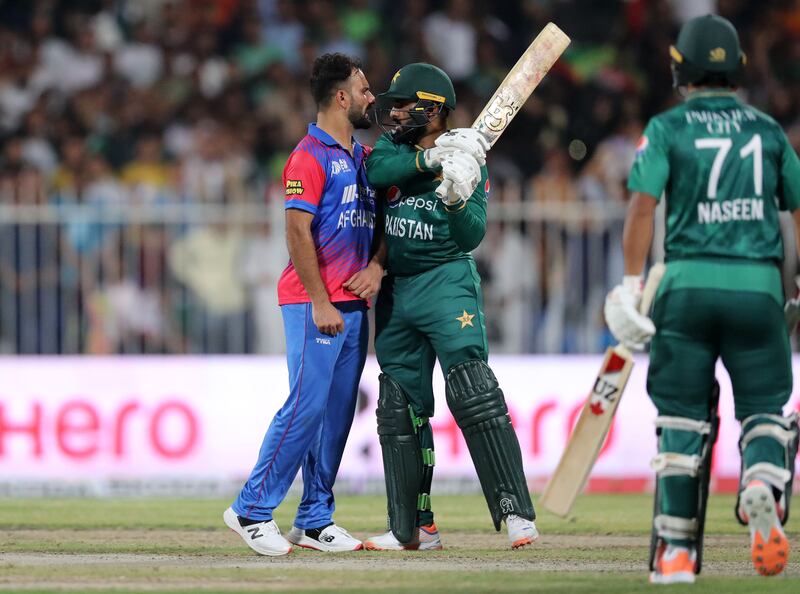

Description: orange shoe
[649,543,696,584]
[740,480,790,577]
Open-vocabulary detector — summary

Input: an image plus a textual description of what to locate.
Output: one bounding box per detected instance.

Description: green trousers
[375,258,488,526]
[647,260,792,538]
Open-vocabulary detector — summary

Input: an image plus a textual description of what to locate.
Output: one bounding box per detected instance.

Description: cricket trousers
[647,260,793,534]
[232,302,368,529]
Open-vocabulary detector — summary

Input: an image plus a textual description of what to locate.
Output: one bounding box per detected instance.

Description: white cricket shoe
[649,543,696,584]
[740,480,790,577]
[286,524,363,552]
[363,523,443,551]
[223,506,293,556]
[505,514,539,549]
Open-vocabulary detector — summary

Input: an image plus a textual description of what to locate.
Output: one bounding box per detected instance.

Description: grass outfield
[0,494,797,593]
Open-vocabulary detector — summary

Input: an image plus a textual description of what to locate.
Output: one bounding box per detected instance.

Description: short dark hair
[310,53,362,107]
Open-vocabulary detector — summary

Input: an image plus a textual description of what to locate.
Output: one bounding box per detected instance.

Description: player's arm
[776,133,800,259]
[344,207,386,299]
[446,166,488,253]
[366,134,439,188]
[283,151,344,335]
[623,192,658,275]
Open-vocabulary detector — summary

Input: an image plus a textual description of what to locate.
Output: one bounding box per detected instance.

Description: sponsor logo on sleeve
[286,179,304,195]
[635,135,648,158]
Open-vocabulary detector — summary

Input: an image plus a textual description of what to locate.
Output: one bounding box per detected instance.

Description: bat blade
[540,264,666,518]
[435,23,569,200]
[473,22,571,147]
[539,346,634,518]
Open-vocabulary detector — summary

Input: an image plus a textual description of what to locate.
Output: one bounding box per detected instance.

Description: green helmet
[375,63,456,144]
[670,14,746,88]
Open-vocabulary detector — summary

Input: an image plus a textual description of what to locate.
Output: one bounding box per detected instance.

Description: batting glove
[435,128,490,166]
[604,275,656,351]
[439,150,481,206]
[422,146,454,169]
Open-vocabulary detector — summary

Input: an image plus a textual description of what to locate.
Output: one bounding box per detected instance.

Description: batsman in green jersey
[359,63,537,551]
[604,15,800,584]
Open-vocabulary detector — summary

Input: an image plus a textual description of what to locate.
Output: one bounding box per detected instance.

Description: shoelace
[325,524,353,539]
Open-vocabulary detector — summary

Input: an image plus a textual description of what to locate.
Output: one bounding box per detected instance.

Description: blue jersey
[278,123,376,305]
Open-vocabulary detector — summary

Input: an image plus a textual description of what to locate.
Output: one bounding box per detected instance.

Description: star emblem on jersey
[456,310,475,329]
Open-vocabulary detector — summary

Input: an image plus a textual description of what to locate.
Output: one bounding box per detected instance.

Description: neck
[317,110,354,153]
[416,126,445,149]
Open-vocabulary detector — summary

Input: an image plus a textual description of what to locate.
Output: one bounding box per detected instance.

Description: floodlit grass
[0,494,797,593]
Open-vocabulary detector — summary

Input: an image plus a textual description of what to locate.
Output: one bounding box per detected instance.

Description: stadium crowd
[0,0,798,354]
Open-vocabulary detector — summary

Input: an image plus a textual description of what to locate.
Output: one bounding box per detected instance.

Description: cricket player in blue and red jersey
[224,54,383,556]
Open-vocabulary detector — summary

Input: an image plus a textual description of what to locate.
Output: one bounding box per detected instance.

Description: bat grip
[435,178,452,200]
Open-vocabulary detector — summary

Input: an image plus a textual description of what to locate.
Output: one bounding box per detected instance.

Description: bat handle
[435,178,452,200]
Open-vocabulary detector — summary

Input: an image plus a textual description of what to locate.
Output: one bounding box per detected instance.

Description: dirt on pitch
[1,531,785,591]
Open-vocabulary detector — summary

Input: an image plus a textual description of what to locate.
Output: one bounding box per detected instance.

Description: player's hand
[312,301,344,336]
[344,260,384,300]
[604,276,655,351]
[439,150,481,206]
[435,128,490,166]
[422,146,454,169]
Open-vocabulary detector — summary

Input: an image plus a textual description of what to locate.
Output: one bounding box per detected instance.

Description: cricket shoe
[649,543,696,584]
[739,480,790,577]
[505,514,539,549]
[223,507,292,556]
[286,524,363,552]
[363,524,443,551]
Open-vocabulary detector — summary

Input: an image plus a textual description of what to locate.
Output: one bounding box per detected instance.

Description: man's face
[390,100,417,131]
[346,69,375,130]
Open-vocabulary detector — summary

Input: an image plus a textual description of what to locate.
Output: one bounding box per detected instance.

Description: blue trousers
[232,302,368,528]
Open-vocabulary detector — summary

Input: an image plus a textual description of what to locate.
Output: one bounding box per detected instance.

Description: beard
[348,105,372,129]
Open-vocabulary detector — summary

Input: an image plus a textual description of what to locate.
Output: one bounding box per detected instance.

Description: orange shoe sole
[752,526,789,576]
[512,536,534,549]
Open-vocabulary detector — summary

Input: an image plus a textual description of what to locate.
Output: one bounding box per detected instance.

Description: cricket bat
[435,23,570,199]
[540,263,667,518]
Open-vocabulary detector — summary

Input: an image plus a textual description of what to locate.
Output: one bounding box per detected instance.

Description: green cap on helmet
[670,14,746,87]
[378,63,456,110]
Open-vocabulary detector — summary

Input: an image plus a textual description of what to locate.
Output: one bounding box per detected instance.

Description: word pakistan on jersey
[384,194,437,241]
[337,182,376,230]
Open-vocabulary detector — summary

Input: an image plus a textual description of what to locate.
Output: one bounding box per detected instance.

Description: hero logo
[588,353,627,415]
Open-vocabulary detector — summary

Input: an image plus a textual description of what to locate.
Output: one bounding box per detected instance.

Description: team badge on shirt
[635,135,649,158]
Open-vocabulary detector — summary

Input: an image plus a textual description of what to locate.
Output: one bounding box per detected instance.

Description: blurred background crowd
[0,0,798,355]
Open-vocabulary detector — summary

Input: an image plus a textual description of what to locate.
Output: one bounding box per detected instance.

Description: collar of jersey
[685,88,739,101]
[308,123,362,163]
[308,123,357,148]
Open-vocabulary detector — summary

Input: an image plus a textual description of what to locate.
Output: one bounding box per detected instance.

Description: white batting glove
[604,275,656,351]
[435,128,490,166]
[422,146,454,169]
[439,150,481,206]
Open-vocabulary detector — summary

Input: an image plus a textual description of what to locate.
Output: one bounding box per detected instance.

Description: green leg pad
[445,360,534,530]
[377,373,423,543]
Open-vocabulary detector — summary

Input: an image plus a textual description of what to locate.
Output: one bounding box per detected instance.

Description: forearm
[286,226,329,305]
[446,200,486,253]
[367,151,433,188]
[622,192,658,275]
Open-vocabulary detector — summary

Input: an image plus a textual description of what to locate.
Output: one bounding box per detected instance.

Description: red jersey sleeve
[283,150,326,215]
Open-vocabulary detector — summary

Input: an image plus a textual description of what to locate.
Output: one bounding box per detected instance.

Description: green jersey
[628,91,800,263]
[366,133,489,276]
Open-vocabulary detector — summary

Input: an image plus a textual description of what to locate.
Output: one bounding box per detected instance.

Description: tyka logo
[315,337,332,345]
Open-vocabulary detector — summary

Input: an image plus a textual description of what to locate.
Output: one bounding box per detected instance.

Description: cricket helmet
[670,14,746,88]
[375,63,456,144]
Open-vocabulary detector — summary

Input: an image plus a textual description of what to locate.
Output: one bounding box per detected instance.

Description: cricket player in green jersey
[358,63,538,551]
[604,15,800,584]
